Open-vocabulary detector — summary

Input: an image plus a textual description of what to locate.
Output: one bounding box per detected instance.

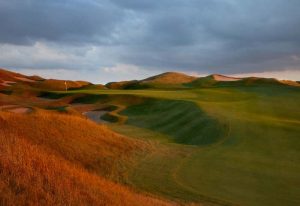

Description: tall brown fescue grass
[0,111,175,206]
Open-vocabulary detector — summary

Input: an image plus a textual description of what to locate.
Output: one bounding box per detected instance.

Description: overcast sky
[0,0,300,83]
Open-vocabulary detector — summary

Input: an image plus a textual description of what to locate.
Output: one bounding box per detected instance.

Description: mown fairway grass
[63,85,300,206]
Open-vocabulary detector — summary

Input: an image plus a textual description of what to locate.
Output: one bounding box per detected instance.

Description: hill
[187,74,300,88]
[141,72,197,84]
[106,72,300,90]
[0,68,43,88]
[0,110,175,206]
[0,68,107,91]
[210,74,241,82]
[31,79,92,91]
[106,72,197,89]
[106,80,148,90]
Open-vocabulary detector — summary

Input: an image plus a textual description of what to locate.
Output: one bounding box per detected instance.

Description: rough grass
[0,111,146,179]
[0,111,177,206]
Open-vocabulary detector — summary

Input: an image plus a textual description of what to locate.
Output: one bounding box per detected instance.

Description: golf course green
[63,84,300,206]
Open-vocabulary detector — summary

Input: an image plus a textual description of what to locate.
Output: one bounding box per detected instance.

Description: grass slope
[121,99,227,146]
[187,75,287,88]
[0,111,175,206]
[66,85,300,206]
[106,72,196,90]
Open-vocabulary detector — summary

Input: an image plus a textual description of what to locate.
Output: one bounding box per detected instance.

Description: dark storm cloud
[0,0,300,74]
[0,0,123,45]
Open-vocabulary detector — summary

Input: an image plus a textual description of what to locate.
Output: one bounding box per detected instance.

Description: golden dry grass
[280,80,300,87]
[0,68,28,82]
[0,111,176,206]
[0,110,146,179]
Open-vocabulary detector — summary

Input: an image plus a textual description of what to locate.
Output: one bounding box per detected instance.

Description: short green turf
[57,85,300,206]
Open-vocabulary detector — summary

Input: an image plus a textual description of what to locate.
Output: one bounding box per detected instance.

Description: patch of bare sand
[7,107,32,114]
[280,80,300,87]
[0,105,19,110]
[0,105,32,114]
[71,104,111,113]
[212,74,241,81]
[14,76,36,82]
[0,80,16,86]
[83,111,109,123]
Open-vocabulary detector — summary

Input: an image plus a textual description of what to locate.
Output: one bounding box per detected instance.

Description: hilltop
[0,68,107,92]
[0,68,43,87]
[188,74,300,88]
[141,72,197,84]
[106,71,299,89]
[106,72,197,89]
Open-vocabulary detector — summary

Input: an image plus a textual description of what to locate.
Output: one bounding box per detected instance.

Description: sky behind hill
[0,0,300,83]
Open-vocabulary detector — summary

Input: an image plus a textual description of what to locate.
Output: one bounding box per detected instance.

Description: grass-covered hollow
[71,94,110,104]
[121,99,228,146]
[45,106,68,112]
[38,91,73,99]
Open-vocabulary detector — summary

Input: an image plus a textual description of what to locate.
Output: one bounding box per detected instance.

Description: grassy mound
[186,75,218,87]
[38,91,73,99]
[122,99,228,146]
[141,72,196,84]
[0,68,41,82]
[106,80,150,90]
[0,89,12,95]
[188,75,291,88]
[106,72,196,90]
[0,111,174,206]
[71,94,110,104]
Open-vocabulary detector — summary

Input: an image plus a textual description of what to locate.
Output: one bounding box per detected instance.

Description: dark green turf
[59,85,300,206]
[45,106,68,112]
[0,89,12,95]
[71,94,109,104]
[121,99,228,146]
[38,91,72,99]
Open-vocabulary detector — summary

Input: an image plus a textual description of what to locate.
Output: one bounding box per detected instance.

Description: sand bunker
[8,107,32,114]
[212,74,241,81]
[0,81,16,86]
[0,105,32,114]
[83,111,109,123]
[0,105,18,110]
[14,76,36,82]
[280,80,300,87]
